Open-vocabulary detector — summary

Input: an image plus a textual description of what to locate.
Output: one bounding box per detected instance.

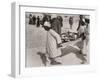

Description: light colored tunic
[46,29,62,58]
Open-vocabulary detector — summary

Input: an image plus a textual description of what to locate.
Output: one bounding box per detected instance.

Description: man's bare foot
[50,60,62,65]
[81,60,87,64]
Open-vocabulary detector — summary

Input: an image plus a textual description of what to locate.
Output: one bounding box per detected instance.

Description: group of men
[29,14,63,35]
[29,14,41,27]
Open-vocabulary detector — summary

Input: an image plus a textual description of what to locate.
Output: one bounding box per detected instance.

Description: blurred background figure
[84,16,90,33]
[36,16,40,27]
[77,15,86,38]
[29,14,33,25]
[77,15,85,31]
[32,15,36,25]
[69,16,73,29]
[84,16,90,45]
[39,16,43,26]
[51,16,63,35]
[57,16,63,27]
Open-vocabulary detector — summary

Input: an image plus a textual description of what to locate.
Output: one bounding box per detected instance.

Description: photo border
[11,2,96,78]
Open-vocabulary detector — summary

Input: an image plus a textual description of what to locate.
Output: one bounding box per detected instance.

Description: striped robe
[46,29,62,58]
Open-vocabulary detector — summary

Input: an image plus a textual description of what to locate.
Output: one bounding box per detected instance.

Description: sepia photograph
[25,12,90,67]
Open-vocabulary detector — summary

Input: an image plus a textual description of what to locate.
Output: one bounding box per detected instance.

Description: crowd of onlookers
[28,14,41,27]
[28,14,90,43]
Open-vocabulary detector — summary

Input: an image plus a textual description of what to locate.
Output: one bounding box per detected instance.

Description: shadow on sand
[37,52,47,66]
[60,45,87,63]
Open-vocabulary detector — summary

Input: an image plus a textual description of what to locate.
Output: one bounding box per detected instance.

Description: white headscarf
[44,21,51,27]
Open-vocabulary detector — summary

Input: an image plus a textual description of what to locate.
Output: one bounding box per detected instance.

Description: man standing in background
[32,15,36,25]
[69,16,73,29]
[51,16,63,35]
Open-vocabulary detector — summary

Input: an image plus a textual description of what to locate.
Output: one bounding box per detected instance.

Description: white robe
[46,29,62,58]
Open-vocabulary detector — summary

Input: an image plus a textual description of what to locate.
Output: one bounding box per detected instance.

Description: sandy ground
[25,17,89,67]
